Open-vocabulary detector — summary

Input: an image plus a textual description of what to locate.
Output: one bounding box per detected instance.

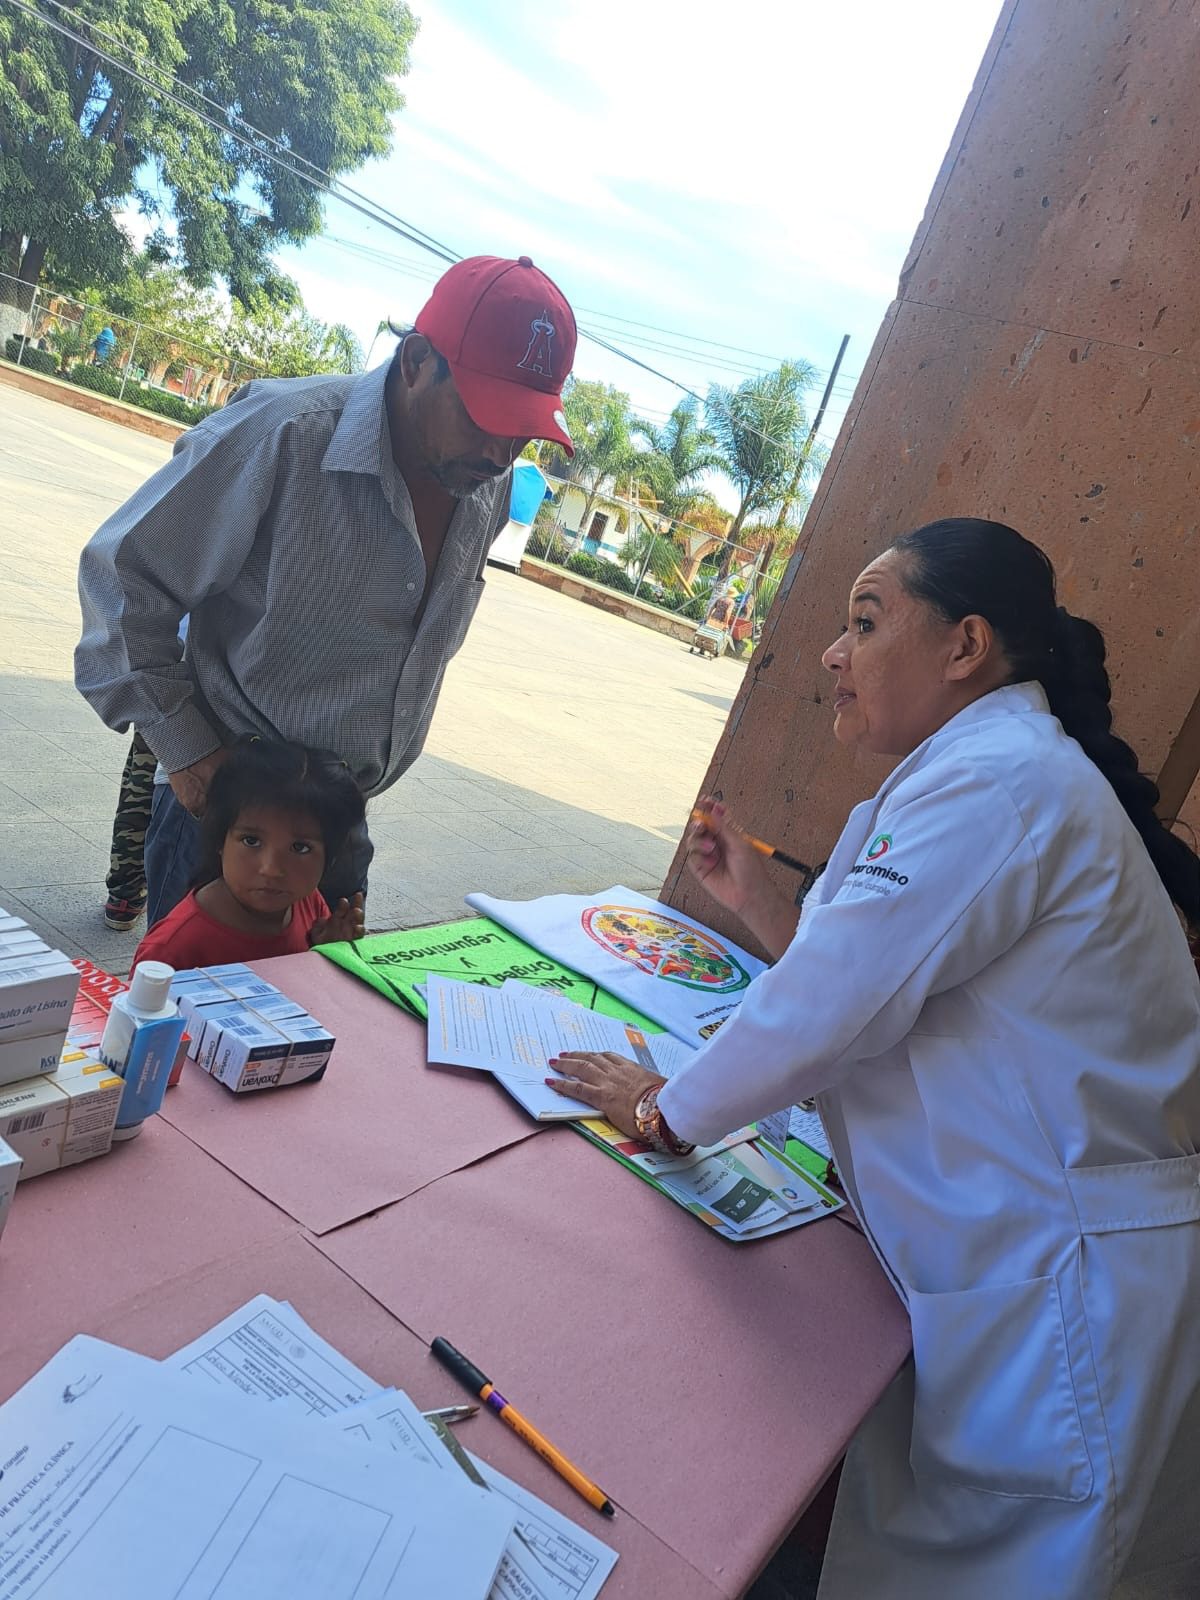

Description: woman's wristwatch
[632,1085,695,1157]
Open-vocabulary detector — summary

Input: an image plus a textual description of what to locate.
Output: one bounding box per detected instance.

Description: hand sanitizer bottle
[100,961,187,1141]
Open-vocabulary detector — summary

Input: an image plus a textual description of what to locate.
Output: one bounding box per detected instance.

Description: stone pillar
[664,0,1200,938]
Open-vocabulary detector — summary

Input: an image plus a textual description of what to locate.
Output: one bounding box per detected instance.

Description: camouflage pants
[105,731,157,904]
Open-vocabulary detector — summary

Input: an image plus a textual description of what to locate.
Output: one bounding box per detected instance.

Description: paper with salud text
[166,1297,618,1600]
[465,887,767,1047]
[0,1334,512,1600]
[315,916,663,1031]
[425,972,692,1122]
[165,1292,383,1415]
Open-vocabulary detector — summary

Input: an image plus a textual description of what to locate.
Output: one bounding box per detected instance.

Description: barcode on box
[0,965,48,983]
[222,1018,259,1038]
[6,1110,48,1135]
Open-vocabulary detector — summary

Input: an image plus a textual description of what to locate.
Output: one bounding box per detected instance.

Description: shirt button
[406,582,415,591]
[400,709,410,718]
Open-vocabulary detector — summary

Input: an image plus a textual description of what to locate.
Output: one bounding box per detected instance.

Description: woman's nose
[822,634,847,672]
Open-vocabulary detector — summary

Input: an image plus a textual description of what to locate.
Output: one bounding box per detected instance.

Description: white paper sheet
[0,1336,512,1600]
[165,1292,382,1416]
[427,973,692,1083]
[338,1390,619,1600]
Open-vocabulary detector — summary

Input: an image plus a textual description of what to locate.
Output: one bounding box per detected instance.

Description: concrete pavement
[0,381,745,973]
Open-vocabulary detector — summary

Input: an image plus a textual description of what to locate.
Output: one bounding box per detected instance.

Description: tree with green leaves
[228,292,364,378]
[705,359,818,563]
[557,377,641,532]
[633,397,725,522]
[0,0,416,299]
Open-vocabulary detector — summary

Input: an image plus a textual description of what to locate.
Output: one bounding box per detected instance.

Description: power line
[5,0,843,454]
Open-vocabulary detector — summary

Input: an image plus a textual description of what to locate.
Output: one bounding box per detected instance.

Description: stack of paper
[0,1295,617,1600]
[424,976,843,1242]
[425,972,693,1120]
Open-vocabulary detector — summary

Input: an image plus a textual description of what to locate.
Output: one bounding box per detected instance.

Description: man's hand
[309,893,366,947]
[168,749,229,818]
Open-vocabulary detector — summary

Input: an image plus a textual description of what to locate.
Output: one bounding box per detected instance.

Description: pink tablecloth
[0,950,911,1598]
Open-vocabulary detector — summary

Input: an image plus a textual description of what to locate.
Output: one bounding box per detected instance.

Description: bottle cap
[128,960,175,1012]
[110,1122,144,1141]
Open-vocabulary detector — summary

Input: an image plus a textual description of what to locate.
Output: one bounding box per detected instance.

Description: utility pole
[750,334,851,621]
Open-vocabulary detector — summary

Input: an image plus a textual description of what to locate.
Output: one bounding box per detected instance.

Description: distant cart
[689,595,733,658]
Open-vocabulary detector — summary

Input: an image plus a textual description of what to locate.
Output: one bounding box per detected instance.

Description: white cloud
[268,0,1002,449]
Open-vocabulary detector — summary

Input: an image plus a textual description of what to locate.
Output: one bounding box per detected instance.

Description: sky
[280,0,1004,503]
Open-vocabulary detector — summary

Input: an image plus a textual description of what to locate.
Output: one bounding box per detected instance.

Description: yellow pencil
[691,808,812,875]
[431,1337,615,1516]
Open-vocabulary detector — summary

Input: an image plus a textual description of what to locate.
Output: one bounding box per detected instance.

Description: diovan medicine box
[170,966,335,1094]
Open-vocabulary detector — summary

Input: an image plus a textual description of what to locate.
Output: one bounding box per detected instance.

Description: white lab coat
[659,683,1200,1599]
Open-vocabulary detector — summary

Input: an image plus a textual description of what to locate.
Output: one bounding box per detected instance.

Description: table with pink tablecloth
[0,951,910,1598]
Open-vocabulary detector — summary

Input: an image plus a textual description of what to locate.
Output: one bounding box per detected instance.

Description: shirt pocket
[907,1275,1094,1501]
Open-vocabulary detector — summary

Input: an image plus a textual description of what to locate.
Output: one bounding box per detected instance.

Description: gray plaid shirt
[75,359,510,797]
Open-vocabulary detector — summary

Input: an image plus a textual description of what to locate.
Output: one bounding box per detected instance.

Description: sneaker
[104,895,146,932]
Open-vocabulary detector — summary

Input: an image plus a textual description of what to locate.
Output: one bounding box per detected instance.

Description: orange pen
[431,1336,614,1516]
[691,807,812,876]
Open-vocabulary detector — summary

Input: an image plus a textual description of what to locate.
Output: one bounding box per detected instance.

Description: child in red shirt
[134,738,366,970]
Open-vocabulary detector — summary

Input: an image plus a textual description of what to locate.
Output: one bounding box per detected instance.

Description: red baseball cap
[413,256,576,456]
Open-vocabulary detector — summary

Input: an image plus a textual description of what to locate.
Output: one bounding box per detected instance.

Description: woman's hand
[685,796,803,961]
[309,892,365,946]
[545,1051,664,1138]
[685,796,773,918]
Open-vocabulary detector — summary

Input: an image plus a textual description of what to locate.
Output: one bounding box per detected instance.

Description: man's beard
[431,459,506,499]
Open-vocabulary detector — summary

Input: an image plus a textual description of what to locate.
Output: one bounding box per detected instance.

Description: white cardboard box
[0,1028,70,1088]
[0,956,80,1049]
[0,1136,19,1244]
[275,1019,335,1086]
[0,1051,123,1179]
[209,1014,291,1092]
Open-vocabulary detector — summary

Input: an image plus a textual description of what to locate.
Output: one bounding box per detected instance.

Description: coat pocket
[907,1275,1094,1501]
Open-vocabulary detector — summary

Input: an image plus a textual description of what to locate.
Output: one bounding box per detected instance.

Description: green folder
[315,916,664,1032]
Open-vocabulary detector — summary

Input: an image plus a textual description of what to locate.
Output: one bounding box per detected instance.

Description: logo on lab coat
[866,833,892,860]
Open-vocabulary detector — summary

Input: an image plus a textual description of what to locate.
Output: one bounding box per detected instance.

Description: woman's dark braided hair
[890,518,1200,936]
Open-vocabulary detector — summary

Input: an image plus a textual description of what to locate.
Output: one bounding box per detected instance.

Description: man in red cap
[76,255,578,929]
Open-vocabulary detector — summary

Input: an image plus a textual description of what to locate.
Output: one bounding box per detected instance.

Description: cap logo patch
[517,309,556,377]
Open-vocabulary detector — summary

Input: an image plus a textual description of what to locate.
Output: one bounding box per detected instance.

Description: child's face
[220,807,326,917]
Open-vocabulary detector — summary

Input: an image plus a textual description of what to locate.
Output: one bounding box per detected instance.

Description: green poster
[315,916,663,1032]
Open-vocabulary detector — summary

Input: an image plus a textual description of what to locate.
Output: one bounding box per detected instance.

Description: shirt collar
[883,681,1052,792]
[322,359,392,480]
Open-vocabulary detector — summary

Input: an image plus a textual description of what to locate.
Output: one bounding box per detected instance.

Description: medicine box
[0,1136,19,1245]
[0,908,79,1085]
[171,967,335,1093]
[0,1050,122,1180]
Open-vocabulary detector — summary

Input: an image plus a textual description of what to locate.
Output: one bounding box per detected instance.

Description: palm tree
[706,359,818,571]
[633,398,726,521]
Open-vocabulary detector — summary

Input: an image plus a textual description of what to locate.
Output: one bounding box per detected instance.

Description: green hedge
[4,337,59,375]
[67,363,123,396]
[65,363,213,425]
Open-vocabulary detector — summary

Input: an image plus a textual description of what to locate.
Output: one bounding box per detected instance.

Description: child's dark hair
[196,738,365,887]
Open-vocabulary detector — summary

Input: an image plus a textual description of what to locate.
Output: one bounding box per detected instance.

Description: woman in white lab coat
[548,519,1200,1599]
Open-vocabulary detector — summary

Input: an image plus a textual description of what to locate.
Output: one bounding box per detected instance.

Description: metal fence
[0,270,264,414]
[525,467,790,645]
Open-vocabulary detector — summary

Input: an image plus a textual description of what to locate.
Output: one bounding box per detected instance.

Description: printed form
[165,1296,618,1600]
[0,1334,512,1599]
